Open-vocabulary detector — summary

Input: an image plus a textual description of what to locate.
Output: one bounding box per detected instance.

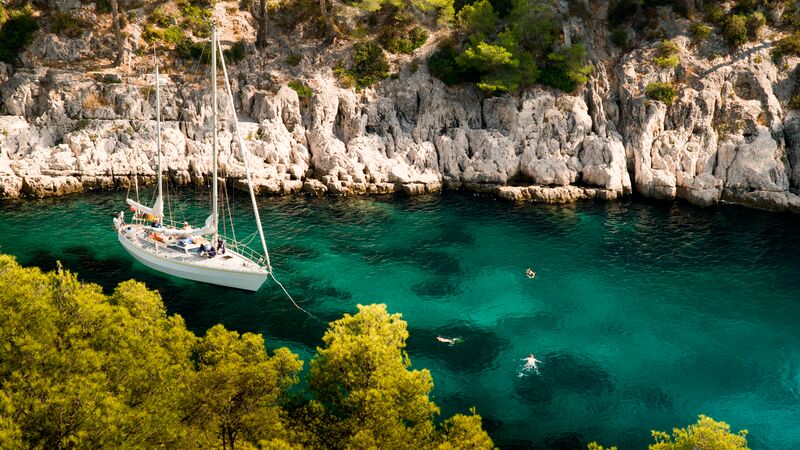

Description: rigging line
[269,272,325,325]
[221,183,227,238]
[167,174,174,225]
[224,176,238,243]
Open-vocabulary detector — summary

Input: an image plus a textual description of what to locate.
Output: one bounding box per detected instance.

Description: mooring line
[270,272,326,325]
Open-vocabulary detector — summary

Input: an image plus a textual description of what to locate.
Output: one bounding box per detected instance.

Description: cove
[1,190,799,449]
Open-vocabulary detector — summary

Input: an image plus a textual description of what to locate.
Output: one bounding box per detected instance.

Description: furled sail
[127,196,163,218]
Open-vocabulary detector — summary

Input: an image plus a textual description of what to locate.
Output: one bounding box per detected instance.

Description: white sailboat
[114,26,272,291]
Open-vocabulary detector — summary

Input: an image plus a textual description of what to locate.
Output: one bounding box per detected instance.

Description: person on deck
[217,238,226,255]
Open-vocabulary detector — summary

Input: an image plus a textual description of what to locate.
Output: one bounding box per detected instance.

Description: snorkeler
[436,336,463,346]
[526,268,536,279]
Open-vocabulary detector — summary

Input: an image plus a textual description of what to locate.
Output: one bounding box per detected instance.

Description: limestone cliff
[1,0,798,214]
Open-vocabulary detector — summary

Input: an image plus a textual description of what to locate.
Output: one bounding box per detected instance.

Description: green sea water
[1,189,799,449]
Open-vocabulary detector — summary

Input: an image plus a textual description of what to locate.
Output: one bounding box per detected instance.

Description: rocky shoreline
[2,2,800,214]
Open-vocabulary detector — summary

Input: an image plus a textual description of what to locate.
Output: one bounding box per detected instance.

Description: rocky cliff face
[1,1,799,214]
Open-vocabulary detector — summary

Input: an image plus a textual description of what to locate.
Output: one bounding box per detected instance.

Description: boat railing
[218,234,269,269]
[126,215,268,269]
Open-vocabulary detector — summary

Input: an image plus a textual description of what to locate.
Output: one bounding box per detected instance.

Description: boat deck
[119,225,266,274]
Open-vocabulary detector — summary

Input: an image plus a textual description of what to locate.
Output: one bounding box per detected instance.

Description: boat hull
[118,232,268,291]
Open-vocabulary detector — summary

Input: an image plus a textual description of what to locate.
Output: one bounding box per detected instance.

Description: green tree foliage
[690,22,711,42]
[783,2,800,29]
[224,40,247,63]
[773,32,800,59]
[380,26,429,54]
[746,12,766,40]
[723,15,748,47]
[437,409,495,449]
[347,41,390,88]
[49,11,87,38]
[0,257,196,447]
[429,0,590,94]
[302,304,494,449]
[456,0,497,36]
[457,40,516,74]
[505,0,560,57]
[0,256,494,449]
[539,44,593,93]
[588,443,618,450]
[289,80,314,100]
[355,0,454,23]
[428,40,478,86]
[654,39,680,69]
[610,28,629,49]
[705,3,726,26]
[0,5,39,64]
[649,415,749,450]
[646,81,677,105]
[188,325,303,448]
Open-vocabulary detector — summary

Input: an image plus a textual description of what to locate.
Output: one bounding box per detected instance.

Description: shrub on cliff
[690,22,712,42]
[723,15,748,47]
[539,44,592,93]
[457,0,498,36]
[0,5,39,64]
[223,40,247,63]
[654,39,680,69]
[746,11,766,40]
[379,26,429,54]
[772,32,800,60]
[49,11,87,38]
[179,0,212,39]
[347,41,390,88]
[429,0,591,94]
[428,39,478,86]
[783,3,800,29]
[289,79,313,100]
[610,28,630,50]
[705,3,726,26]
[646,81,677,105]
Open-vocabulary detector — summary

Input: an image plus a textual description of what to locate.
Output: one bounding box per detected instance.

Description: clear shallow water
[1,189,799,449]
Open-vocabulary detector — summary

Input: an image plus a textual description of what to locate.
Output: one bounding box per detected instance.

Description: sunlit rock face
[0,0,798,214]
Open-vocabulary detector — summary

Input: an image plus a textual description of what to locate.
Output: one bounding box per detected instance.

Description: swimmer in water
[436,336,463,346]
[526,268,536,279]
[519,353,542,377]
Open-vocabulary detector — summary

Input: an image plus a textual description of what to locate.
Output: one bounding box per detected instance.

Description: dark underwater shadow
[411,278,463,298]
[514,352,614,407]
[406,322,509,373]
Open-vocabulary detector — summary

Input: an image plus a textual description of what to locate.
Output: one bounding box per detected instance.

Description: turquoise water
[1,189,799,449]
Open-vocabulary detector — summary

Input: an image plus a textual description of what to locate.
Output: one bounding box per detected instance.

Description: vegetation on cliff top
[2,0,797,105]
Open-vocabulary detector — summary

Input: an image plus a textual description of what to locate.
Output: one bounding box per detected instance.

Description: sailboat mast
[217,34,272,271]
[211,25,219,236]
[155,57,163,219]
